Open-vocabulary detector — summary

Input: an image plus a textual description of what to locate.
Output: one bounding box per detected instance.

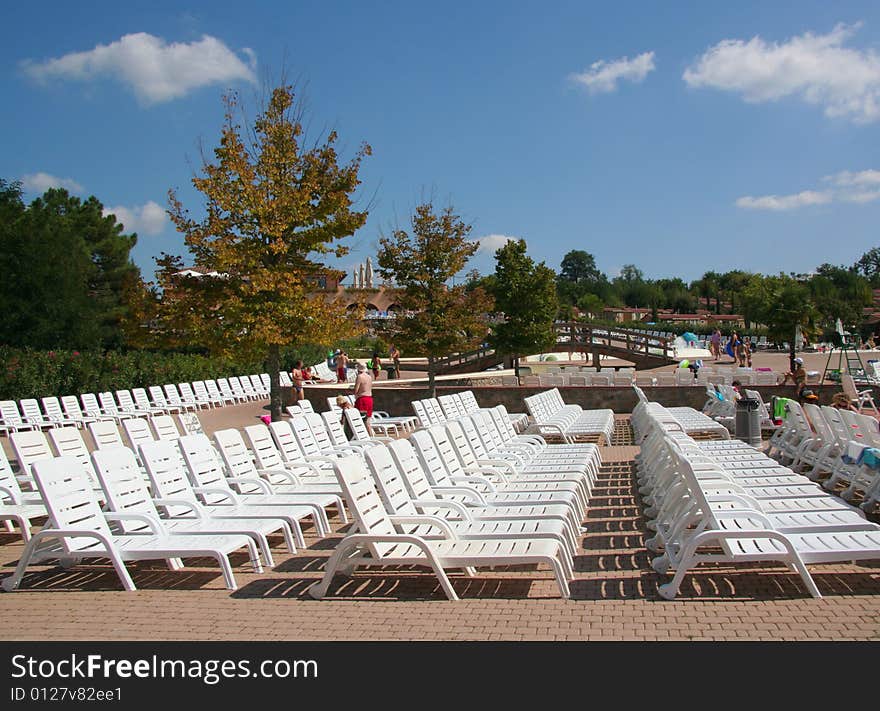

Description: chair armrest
[432,485,487,505]
[256,467,302,486]
[103,511,163,534]
[152,498,201,517]
[410,498,473,521]
[193,487,237,504]
[228,476,274,494]
[449,475,498,493]
[389,515,457,539]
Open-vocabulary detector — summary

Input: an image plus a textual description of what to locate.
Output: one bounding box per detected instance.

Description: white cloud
[471,234,518,255]
[824,169,880,187]
[683,23,880,123]
[21,172,83,194]
[739,167,880,210]
[103,200,167,235]
[570,52,656,94]
[840,190,880,203]
[22,32,257,105]
[735,191,832,211]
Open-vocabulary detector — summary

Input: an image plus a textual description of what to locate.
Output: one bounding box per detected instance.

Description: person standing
[710,329,721,360]
[370,351,382,380]
[726,331,741,363]
[336,350,348,383]
[353,361,374,436]
[291,359,305,403]
[388,344,401,380]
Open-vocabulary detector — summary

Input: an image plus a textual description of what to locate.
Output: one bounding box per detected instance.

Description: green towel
[773,397,792,420]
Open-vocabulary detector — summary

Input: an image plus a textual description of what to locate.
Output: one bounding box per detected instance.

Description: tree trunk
[514,355,520,379]
[427,354,436,398]
[268,343,282,421]
[789,332,797,374]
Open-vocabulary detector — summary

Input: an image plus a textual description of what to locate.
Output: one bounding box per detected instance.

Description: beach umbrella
[682,332,698,343]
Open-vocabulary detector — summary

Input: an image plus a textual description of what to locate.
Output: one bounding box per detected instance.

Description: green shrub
[0,347,265,400]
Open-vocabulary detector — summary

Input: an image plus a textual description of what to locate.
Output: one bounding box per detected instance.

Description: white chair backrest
[213,429,265,494]
[386,438,439,501]
[92,447,160,534]
[243,424,292,476]
[19,399,44,423]
[115,390,137,411]
[150,415,181,441]
[88,420,124,449]
[47,427,100,486]
[363,444,418,516]
[98,391,123,415]
[344,408,372,441]
[80,393,103,416]
[31,457,112,553]
[332,456,398,558]
[9,430,54,473]
[61,395,89,420]
[148,386,170,408]
[177,433,233,504]
[0,400,26,427]
[139,439,198,517]
[122,417,155,452]
[268,419,313,467]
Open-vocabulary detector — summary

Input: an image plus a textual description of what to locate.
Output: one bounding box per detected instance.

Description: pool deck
[0,403,878,641]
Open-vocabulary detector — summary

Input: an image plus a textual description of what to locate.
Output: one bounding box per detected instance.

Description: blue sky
[3,1,880,284]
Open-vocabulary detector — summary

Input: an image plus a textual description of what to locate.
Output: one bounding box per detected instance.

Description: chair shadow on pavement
[233,566,541,601]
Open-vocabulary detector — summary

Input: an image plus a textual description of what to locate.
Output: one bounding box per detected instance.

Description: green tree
[742,273,818,370]
[0,183,140,350]
[854,247,880,286]
[161,85,371,419]
[488,239,558,376]
[376,202,493,395]
[809,264,871,331]
[556,249,608,307]
[717,270,751,314]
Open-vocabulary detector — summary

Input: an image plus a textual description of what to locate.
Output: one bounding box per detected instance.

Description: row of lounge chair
[0,374,280,436]
[411,392,528,433]
[632,398,880,599]
[767,399,880,513]
[3,395,601,598]
[523,389,615,445]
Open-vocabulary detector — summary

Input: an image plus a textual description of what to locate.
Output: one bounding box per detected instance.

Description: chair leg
[549,557,571,599]
[426,560,459,600]
[215,554,238,590]
[106,551,138,592]
[1,534,42,591]
[254,533,274,568]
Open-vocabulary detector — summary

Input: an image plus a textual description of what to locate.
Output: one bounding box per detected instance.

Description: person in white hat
[782,356,807,394]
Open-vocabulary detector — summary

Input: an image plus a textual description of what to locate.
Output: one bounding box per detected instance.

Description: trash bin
[735,397,762,447]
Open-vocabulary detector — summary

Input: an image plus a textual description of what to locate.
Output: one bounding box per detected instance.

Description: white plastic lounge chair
[0,400,36,435]
[148,385,185,414]
[308,456,573,600]
[139,439,298,554]
[177,433,330,537]
[2,456,260,592]
[0,446,46,542]
[149,415,181,441]
[92,446,276,567]
[19,399,55,430]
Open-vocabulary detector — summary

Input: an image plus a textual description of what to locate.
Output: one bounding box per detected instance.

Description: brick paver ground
[1,405,878,640]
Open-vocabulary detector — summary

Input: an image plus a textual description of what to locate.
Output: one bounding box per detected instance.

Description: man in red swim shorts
[353,361,374,436]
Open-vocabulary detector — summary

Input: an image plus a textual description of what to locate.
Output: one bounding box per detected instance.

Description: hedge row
[0,347,265,401]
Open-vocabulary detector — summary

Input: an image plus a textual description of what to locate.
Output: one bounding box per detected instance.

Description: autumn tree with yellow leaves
[159,85,371,419]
